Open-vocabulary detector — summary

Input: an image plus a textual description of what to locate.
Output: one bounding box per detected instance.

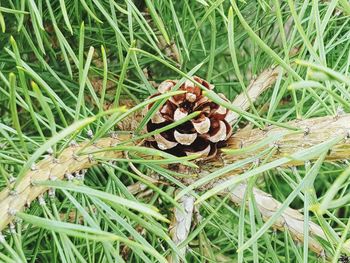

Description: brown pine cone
[146,76,232,159]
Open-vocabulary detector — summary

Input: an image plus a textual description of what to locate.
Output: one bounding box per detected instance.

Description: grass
[1,0,350,262]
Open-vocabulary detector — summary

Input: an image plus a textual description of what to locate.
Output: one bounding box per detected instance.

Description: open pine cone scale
[146,76,233,159]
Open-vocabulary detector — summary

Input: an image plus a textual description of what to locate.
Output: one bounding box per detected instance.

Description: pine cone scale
[174,130,197,145]
[173,108,188,121]
[192,116,210,134]
[207,120,227,143]
[154,133,178,150]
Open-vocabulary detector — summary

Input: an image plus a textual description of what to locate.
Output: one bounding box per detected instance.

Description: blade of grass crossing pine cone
[134,63,204,134]
[118,111,201,145]
[90,90,186,144]
[204,89,300,130]
[85,145,199,168]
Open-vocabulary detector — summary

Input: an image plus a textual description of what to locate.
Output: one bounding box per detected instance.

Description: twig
[226,66,281,125]
[168,194,195,263]
[1,115,345,250]
[219,183,326,255]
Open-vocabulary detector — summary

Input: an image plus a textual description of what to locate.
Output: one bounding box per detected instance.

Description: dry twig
[226,66,281,125]
[168,194,195,263]
[220,184,327,255]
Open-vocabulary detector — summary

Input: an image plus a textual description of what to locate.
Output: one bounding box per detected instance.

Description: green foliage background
[1,0,350,262]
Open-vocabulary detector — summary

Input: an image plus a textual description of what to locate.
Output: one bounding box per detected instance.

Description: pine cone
[146,76,232,159]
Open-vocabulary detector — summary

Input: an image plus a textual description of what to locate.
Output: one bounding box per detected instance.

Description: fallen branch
[194,115,347,255]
